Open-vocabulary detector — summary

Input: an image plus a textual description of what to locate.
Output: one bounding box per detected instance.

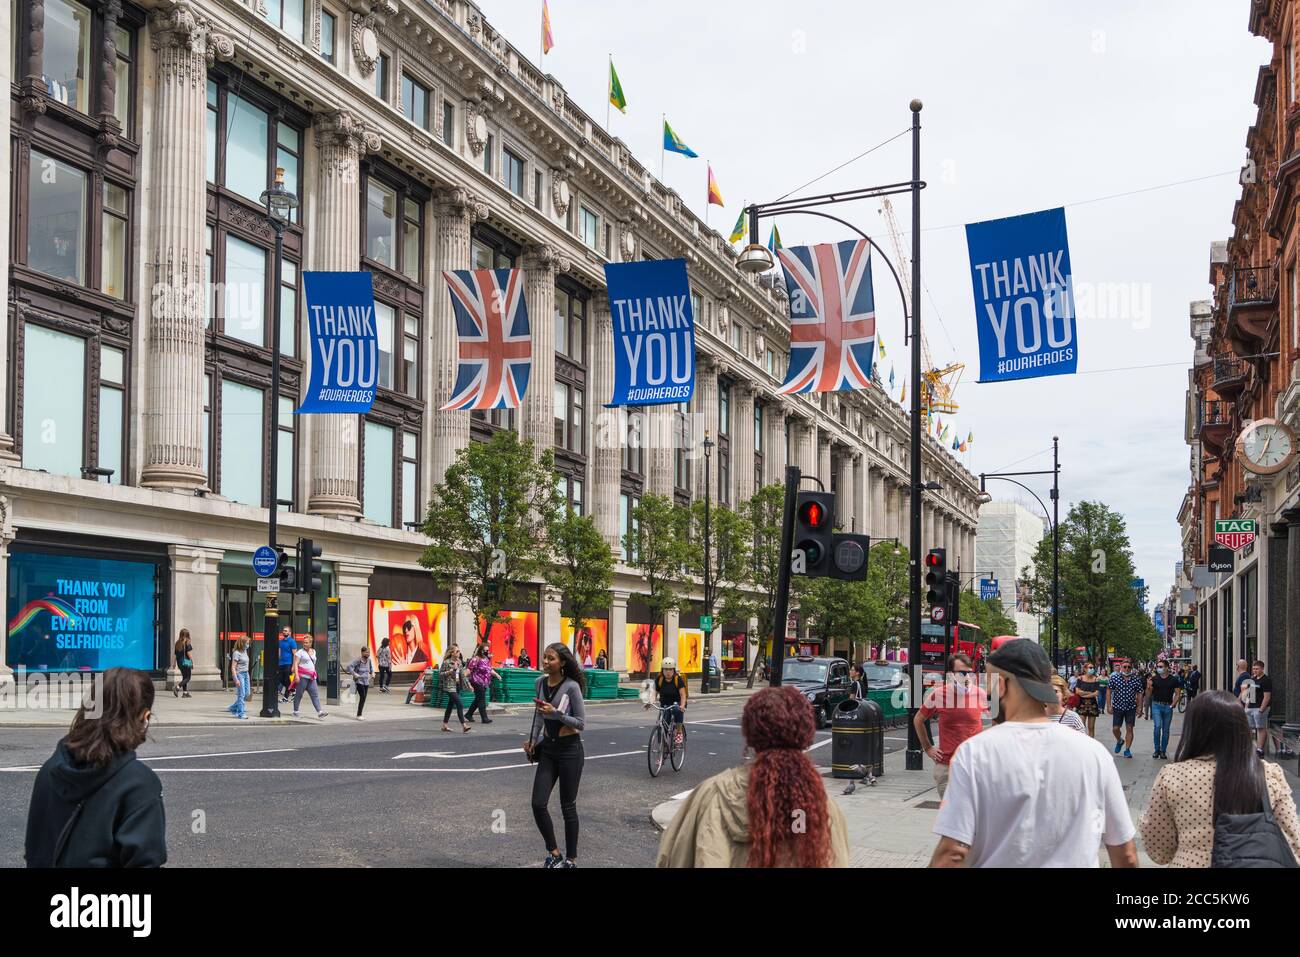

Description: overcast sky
[479,0,1269,605]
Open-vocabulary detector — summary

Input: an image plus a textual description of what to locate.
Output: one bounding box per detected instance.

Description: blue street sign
[980,578,1000,601]
[252,546,278,578]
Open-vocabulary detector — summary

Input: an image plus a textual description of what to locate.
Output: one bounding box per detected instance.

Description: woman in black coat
[25,667,166,867]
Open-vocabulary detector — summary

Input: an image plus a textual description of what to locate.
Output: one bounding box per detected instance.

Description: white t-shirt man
[933,720,1134,867]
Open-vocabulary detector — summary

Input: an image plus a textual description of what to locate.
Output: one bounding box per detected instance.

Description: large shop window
[363,420,395,526]
[43,0,91,113]
[99,345,125,483]
[555,287,586,361]
[206,80,302,224]
[401,73,430,131]
[402,431,419,527]
[276,396,295,510]
[22,325,86,478]
[364,177,422,282]
[220,379,264,506]
[7,550,159,673]
[27,153,87,285]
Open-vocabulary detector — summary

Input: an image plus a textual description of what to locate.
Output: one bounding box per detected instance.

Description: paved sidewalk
[651,711,1300,867]
[0,685,505,728]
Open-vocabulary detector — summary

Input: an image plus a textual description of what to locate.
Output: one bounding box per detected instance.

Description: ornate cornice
[433,185,487,223]
[522,243,571,276]
[316,109,380,178]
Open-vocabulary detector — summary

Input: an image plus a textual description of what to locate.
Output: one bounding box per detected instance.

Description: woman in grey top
[524,642,587,869]
[346,645,375,720]
[376,638,393,693]
[227,636,250,720]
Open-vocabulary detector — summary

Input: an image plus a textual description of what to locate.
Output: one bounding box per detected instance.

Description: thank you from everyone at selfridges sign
[965,207,1078,383]
[6,552,156,672]
[603,258,696,406]
[298,271,379,413]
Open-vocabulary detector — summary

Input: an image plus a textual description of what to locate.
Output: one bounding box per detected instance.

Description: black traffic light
[793,491,835,577]
[296,537,322,593]
[946,570,960,624]
[924,548,949,621]
[829,533,871,581]
[276,547,296,592]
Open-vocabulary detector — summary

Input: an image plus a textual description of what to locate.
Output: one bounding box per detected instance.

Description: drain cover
[915,800,942,809]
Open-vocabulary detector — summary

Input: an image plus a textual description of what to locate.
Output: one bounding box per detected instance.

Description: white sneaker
[356,715,365,721]
[292,712,301,719]
[317,711,327,719]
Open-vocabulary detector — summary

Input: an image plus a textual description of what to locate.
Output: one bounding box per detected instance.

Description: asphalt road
[0,696,907,867]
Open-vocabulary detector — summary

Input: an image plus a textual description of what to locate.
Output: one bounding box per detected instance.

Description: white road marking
[393,748,522,760]
[143,748,298,762]
[158,734,215,740]
[804,738,832,752]
[671,788,695,800]
[96,749,652,775]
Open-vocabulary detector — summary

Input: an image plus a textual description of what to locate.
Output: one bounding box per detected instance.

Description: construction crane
[879,198,964,416]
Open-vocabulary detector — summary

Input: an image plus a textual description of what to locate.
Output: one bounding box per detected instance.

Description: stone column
[765,403,788,485]
[520,244,569,456]
[733,383,756,505]
[307,111,376,516]
[835,453,853,531]
[695,358,719,502]
[798,418,818,479]
[590,294,620,552]
[141,8,232,490]
[872,467,887,540]
[644,404,675,498]
[899,484,912,553]
[450,582,477,652]
[609,591,630,673]
[167,544,224,691]
[540,585,563,649]
[817,432,832,489]
[663,607,680,666]
[0,502,16,685]
[0,9,18,464]
[430,187,485,482]
[1284,510,1300,735]
[335,560,374,673]
[852,454,865,535]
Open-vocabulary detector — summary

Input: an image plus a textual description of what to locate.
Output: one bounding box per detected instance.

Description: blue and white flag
[603,258,696,406]
[965,207,1078,383]
[298,272,378,414]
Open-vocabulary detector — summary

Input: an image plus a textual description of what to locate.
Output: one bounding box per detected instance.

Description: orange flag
[707,164,724,207]
[542,0,555,54]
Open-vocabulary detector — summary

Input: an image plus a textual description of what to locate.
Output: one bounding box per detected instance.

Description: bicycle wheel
[648,725,665,777]
[670,725,686,771]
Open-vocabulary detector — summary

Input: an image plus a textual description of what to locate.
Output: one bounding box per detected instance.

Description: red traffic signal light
[798,500,828,528]
[925,552,942,568]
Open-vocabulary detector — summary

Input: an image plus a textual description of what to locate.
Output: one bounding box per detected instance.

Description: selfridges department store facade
[2,0,980,689]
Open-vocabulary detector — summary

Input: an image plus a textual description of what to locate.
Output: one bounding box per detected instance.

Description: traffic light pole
[905,102,924,771]
[768,466,801,687]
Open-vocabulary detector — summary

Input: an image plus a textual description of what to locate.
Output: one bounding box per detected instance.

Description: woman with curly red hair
[655,685,848,867]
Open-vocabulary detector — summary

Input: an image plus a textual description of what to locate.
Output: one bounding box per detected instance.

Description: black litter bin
[831,698,884,779]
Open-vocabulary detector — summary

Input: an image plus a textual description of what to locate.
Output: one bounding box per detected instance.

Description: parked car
[781,656,852,729]
[864,660,905,692]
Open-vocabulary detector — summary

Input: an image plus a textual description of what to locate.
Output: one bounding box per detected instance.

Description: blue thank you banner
[298,271,378,414]
[965,207,1078,383]
[603,258,696,407]
[980,578,1000,601]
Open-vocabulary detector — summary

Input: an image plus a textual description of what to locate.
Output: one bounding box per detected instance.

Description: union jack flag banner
[776,239,876,394]
[441,268,531,411]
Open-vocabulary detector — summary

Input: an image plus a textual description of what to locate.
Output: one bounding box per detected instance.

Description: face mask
[1087,668,1095,675]
[1157,667,1165,675]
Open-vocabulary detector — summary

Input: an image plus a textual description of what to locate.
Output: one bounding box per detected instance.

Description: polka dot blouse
[1140,756,1300,867]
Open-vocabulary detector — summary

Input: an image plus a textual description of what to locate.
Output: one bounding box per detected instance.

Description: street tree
[419,430,558,648]
[547,505,614,637]
[684,499,753,663]
[794,576,884,658]
[1020,500,1154,665]
[955,589,1018,646]
[740,483,784,687]
[864,541,910,660]
[625,495,689,669]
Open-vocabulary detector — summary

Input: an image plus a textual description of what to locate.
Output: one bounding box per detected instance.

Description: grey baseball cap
[987,639,1057,705]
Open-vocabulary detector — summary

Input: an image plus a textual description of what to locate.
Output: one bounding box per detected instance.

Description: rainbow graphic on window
[8,596,79,634]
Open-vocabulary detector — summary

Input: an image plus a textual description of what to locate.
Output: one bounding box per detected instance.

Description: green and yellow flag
[609,58,627,113]
[728,208,746,244]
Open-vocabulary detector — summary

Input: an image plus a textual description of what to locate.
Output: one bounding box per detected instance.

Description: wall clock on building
[1236,417,1297,475]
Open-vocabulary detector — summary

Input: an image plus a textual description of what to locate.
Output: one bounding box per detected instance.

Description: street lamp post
[975,435,1061,669]
[701,431,714,694]
[258,167,298,719]
[736,103,925,717]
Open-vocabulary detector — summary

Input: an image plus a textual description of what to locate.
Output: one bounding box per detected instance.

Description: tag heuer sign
[1214,518,1256,550]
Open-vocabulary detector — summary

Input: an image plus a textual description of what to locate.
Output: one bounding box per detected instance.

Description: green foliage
[741,483,785,686]
[1020,500,1154,664]
[419,431,557,645]
[956,589,1017,644]
[547,506,614,634]
[684,499,754,634]
[794,576,885,662]
[864,540,910,658]
[626,494,690,627]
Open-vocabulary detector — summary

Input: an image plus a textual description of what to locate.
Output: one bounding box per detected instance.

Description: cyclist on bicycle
[646,657,688,744]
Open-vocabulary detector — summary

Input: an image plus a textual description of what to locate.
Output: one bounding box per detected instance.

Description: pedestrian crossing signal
[794,491,835,577]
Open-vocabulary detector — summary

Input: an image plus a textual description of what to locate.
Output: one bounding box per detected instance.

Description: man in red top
[914,653,988,800]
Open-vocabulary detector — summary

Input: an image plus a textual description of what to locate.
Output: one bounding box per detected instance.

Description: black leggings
[466,685,489,720]
[178,666,192,692]
[377,666,392,690]
[356,684,368,716]
[531,735,584,860]
[443,692,465,725]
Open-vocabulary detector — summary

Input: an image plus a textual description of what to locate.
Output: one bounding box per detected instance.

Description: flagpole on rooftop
[660,113,665,180]
[606,54,611,130]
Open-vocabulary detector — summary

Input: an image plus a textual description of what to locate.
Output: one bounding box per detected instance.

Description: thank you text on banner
[603,258,696,407]
[965,207,1078,383]
[298,271,378,414]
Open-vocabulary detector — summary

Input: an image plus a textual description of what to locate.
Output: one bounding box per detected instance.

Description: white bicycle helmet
[661,658,677,669]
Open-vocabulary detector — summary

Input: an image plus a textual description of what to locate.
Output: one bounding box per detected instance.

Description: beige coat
[656,764,850,868]
[1140,756,1300,867]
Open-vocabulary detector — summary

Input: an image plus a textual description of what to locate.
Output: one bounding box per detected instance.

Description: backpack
[655,673,684,693]
[1211,784,1299,869]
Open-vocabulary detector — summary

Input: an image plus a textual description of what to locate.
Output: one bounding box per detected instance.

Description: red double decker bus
[919,620,986,690]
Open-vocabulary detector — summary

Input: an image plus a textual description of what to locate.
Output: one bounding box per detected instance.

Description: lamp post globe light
[701,431,714,694]
[258,167,298,719]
